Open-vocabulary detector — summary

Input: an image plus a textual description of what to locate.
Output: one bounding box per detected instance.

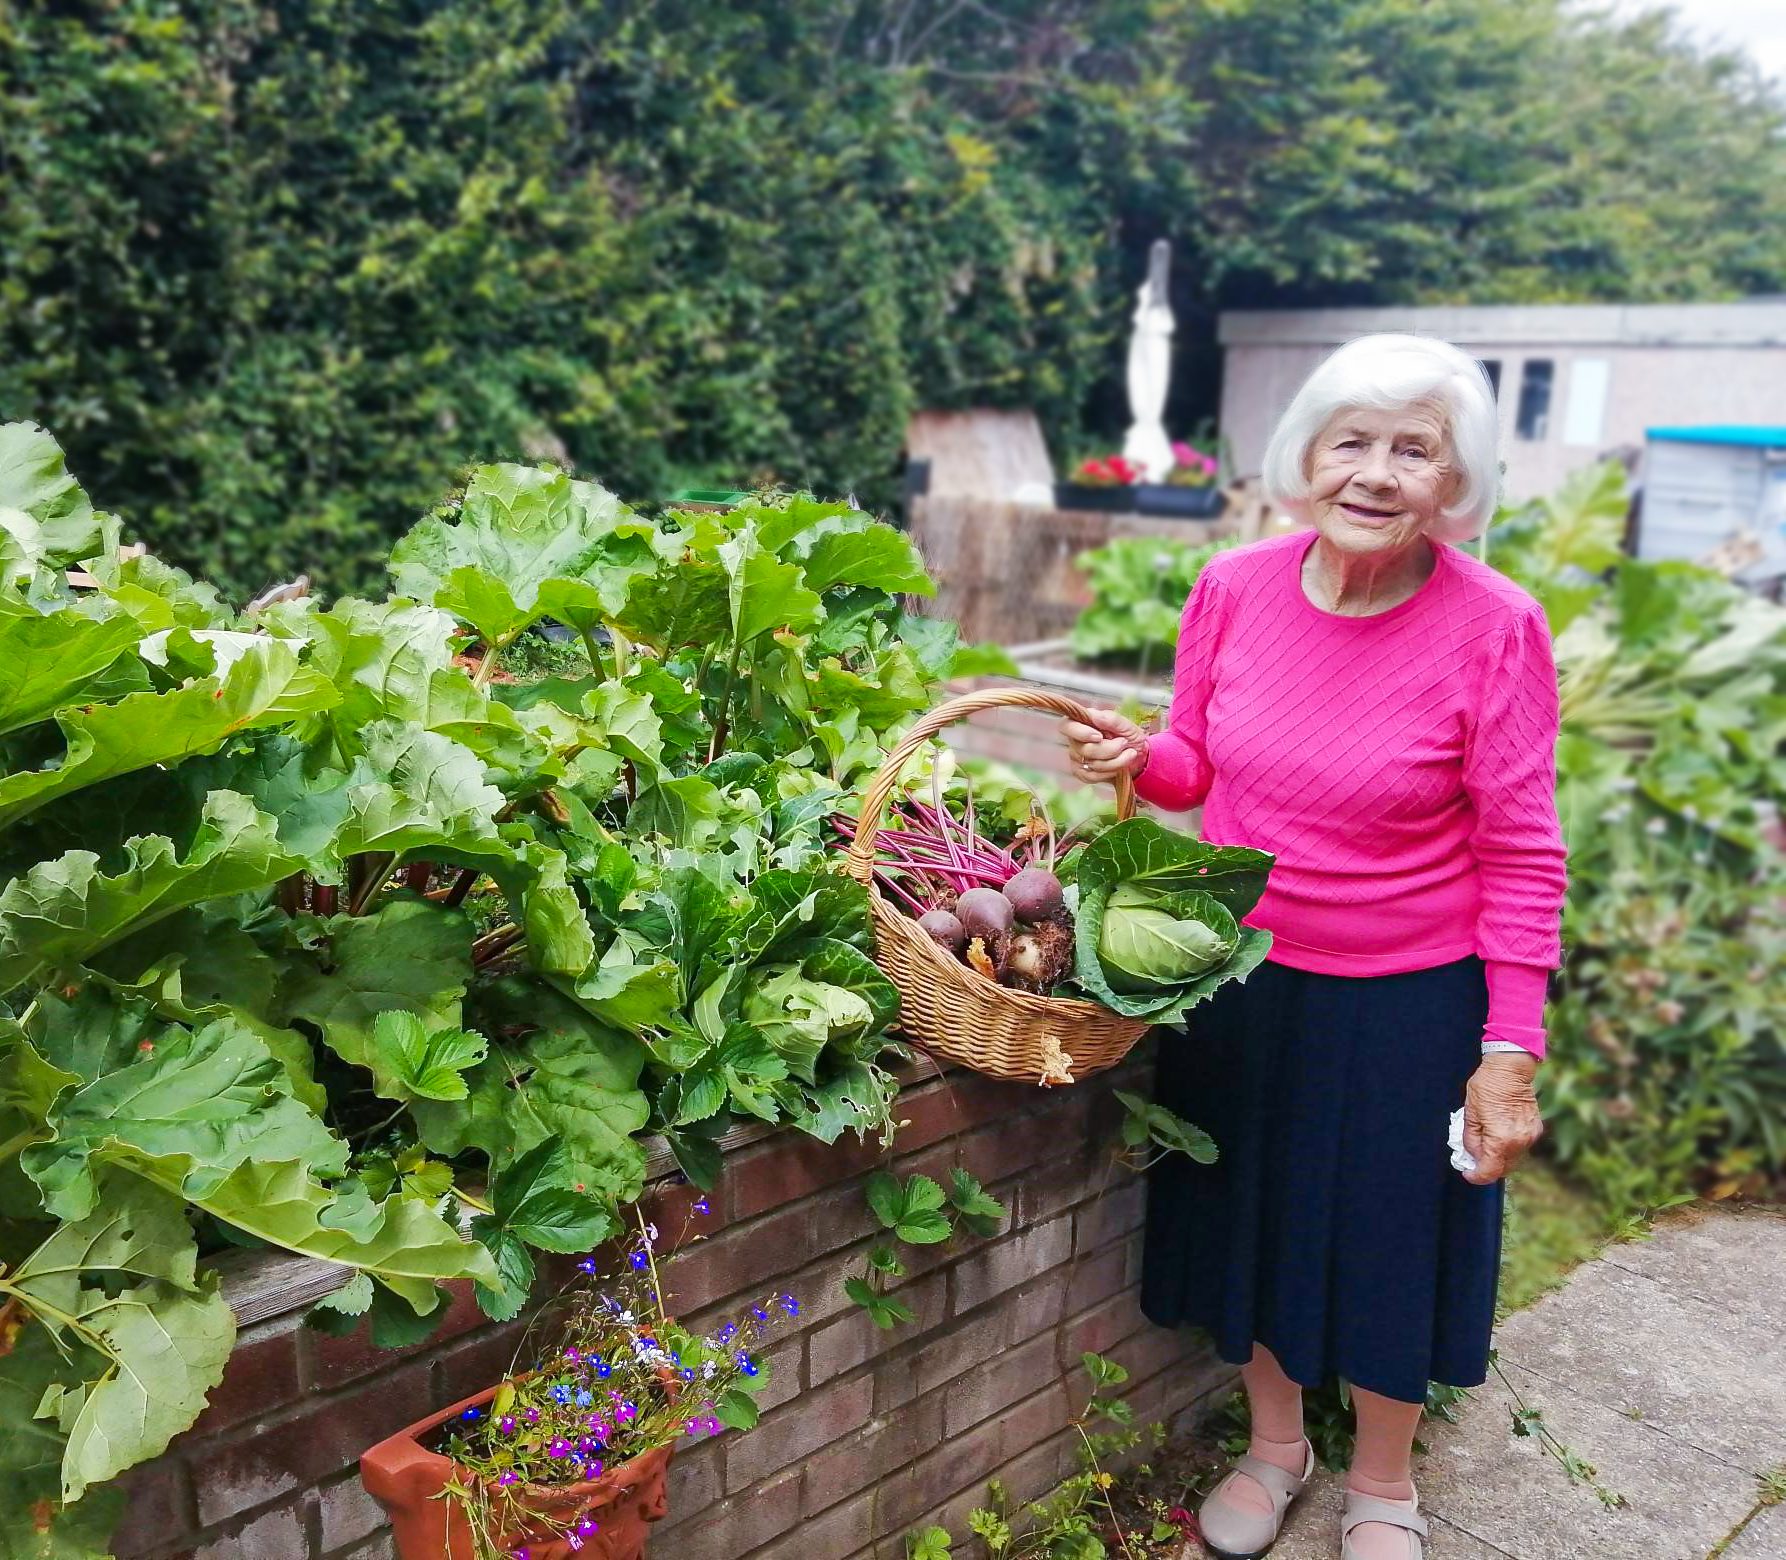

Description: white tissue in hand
[1448,1108,1479,1175]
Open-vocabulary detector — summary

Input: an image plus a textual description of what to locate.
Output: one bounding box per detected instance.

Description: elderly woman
[1062,335,1565,1560]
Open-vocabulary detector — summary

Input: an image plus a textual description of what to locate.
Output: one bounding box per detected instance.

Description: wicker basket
[844,689,1151,1084]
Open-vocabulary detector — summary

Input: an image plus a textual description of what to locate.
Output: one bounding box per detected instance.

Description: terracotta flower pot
[360,1382,676,1560]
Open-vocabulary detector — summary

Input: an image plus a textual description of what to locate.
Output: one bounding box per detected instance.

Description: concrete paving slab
[1182,1210,1783,1560]
[1409,1360,1758,1560]
[1233,1469,1519,1558]
[1493,1260,1786,1474]
[1718,1498,1786,1559]
[1596,1206,1786,1321]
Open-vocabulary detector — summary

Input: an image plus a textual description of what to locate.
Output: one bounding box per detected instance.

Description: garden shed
[1639,425,1786,590]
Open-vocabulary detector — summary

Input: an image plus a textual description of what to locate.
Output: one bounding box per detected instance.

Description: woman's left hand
[1460,1052,1543,1186]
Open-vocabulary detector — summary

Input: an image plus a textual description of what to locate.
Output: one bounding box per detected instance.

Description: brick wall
[111,1054,1233,1560]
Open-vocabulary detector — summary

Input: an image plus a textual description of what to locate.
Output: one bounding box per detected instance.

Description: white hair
[1260,333,1501,543]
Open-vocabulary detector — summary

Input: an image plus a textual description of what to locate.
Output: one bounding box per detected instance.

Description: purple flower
[577,1257,599,1274]
[524,1407,541,1425]
[581,1461,603,1480]
[780,1294,799,1317]
[497,1471,520,1488]
[498,1416,517,1435]
[564,1347,581,1363]
[693,1197,711,1216]
[549,1438,574,1458]
[576,1516,600,1536]
[736,1352,758,1377]
[629,1251,648,1270]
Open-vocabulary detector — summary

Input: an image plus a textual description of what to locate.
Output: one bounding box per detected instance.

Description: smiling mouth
[1340,501,1399,521]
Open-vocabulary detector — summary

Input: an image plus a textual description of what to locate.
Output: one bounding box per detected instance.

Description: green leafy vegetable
[1073,818,1274,1022]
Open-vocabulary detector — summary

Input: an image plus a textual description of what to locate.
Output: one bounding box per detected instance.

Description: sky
[1600,0,1786,83]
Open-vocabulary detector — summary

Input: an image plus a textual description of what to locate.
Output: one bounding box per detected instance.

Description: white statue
[1122,240,1175,483]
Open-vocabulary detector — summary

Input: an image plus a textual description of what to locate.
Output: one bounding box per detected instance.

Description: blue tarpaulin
[1646,425,1786,447]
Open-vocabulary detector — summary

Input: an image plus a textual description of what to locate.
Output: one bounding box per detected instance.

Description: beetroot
[1000,918,1075,993]
[956,887,1016,940]
[1002,867,1065,924]
[918,909,967,955]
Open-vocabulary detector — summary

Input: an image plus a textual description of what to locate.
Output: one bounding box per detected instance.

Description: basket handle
[845,688,1138,884]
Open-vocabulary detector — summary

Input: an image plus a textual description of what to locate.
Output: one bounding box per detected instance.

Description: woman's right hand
[1059,708,1149,786]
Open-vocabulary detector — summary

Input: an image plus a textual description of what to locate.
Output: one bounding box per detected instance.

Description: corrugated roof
[1647,425,1786,447]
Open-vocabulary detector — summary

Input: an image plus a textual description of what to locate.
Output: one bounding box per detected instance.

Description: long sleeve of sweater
[1464,603,1569,1054]
[1133,569,1227,812]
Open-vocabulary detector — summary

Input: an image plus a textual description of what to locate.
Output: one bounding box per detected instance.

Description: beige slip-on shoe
[1194,1438,1316,1559]
[1339,1490,1429,1560]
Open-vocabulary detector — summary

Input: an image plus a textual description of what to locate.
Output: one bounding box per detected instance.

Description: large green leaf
[0,1020,78,1162]
[298,597,458,739]
[0,611,140,738]
[1074,818,1274,919]
[23,1015,347,1222]
[0,422,116,571]
[504,1021,650,1201]
[627,775,724,848]
[54,1277,236,1501]
[0,639,336,830]
[716,524,823,645]
[496,837,597,977]
[7,1177,201,1332]
[613,553,730,653]
[567,946,684,1034]
[0,792,302,996]
[795,518,933,597]
[278,899,474,1082]
[389,465,639,647]
[330,722,508,870]
[86,915,328,1115]
[110,1150,497,1308]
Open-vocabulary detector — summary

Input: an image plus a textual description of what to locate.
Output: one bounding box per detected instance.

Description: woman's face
[1305,403,1457,556]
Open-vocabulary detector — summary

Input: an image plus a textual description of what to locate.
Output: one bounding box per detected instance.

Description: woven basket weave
[844,689,1150,1085]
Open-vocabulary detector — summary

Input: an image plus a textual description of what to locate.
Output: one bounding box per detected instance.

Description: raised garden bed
[109,1062,1234,1560]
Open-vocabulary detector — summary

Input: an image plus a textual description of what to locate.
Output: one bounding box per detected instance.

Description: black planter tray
[1053,483,1226,518]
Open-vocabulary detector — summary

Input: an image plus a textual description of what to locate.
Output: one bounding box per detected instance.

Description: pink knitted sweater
[1134,530,1567,1057]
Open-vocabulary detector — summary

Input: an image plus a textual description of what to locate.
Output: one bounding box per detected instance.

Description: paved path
[1267,1204,1786,1560]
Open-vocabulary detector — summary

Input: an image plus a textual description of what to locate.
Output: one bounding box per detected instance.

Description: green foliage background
[5,0,1785,597]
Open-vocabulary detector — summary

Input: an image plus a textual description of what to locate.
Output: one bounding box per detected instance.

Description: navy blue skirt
[1141,956,1503,1405]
